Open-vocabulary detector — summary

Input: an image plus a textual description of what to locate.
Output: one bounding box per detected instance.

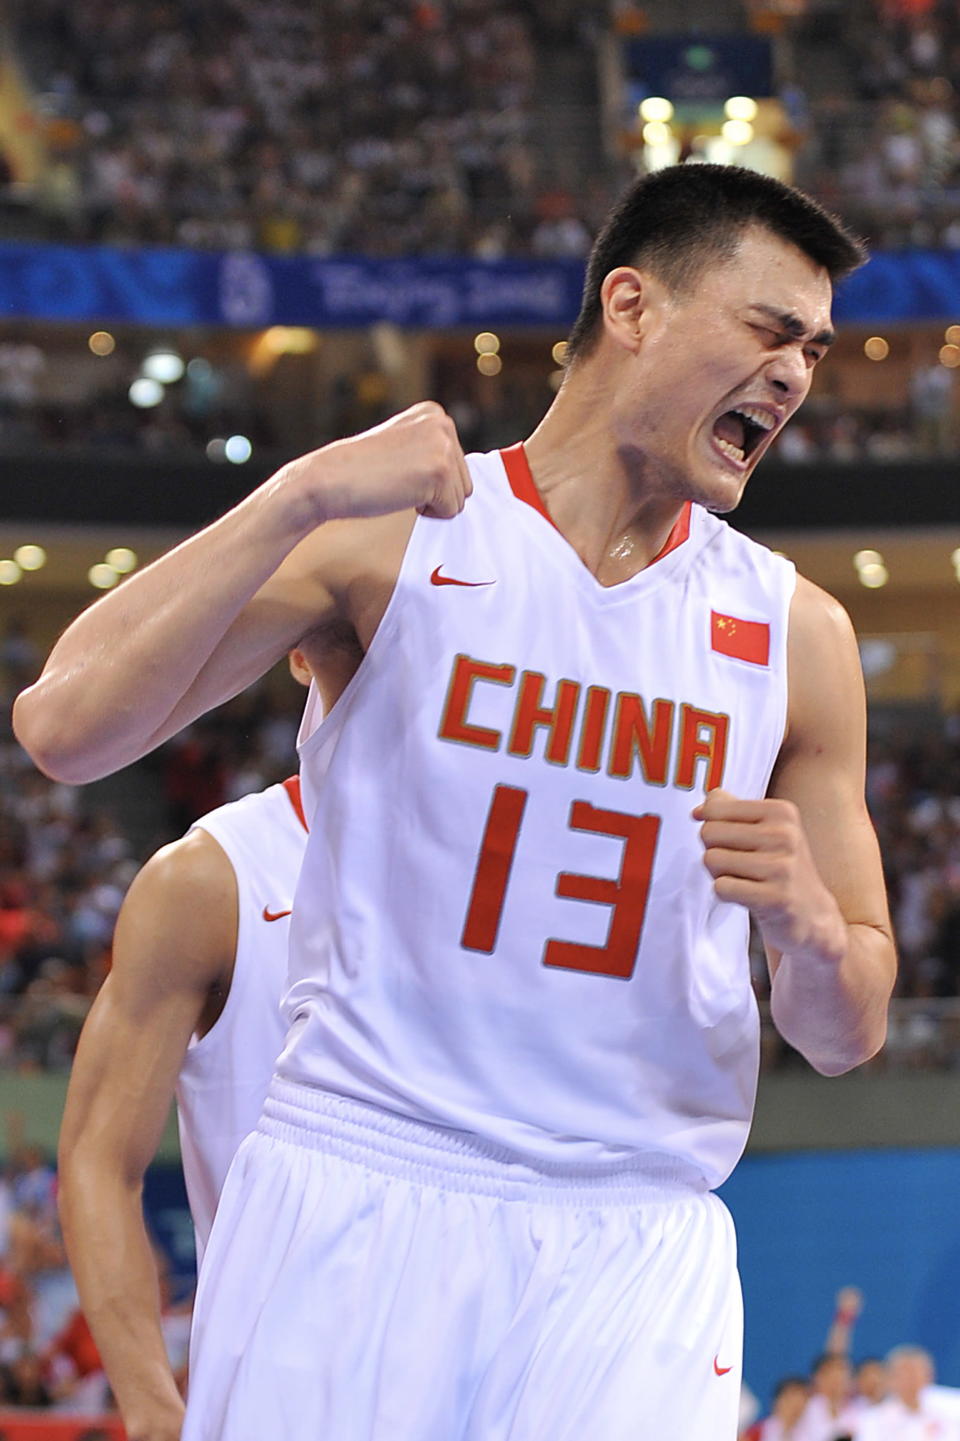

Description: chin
[688,468,748,515]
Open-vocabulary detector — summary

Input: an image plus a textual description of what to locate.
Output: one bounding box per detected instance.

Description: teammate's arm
[57,829,238,1441]
[695,577,895,1075]
[13,403,470,784]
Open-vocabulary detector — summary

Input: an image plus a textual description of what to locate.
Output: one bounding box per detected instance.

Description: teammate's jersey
[176,778,308,1261]
[279,446,795,1186]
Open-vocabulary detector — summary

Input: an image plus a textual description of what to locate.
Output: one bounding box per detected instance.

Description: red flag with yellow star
[710,610,770,666]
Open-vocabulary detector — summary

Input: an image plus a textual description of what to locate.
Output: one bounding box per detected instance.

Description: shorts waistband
[258,1077,708,1205]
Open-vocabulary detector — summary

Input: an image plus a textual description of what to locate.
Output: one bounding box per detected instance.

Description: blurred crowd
[1,0,958,259]
[738,1288,960,1439]
[0,1115,189,1417]
[741,1345,960,1439]
[797,0,960,251]
[6,0,604,260]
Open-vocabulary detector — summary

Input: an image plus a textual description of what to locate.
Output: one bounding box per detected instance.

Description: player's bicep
[58,832,238,1186]
[157,508,413,739]
[153,530,343,742]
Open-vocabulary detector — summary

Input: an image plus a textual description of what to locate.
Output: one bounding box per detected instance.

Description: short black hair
[565,164,866,364]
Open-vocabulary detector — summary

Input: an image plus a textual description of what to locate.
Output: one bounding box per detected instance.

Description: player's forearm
[59,1165,186,1440]
[769,922,895,1075]
[12,462,322,784]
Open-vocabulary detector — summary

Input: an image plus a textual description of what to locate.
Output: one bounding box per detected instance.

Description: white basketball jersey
[176,778,308,1261]
[279,446,795,1186]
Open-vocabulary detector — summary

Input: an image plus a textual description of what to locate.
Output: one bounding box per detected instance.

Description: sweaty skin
[15,227,893,1077]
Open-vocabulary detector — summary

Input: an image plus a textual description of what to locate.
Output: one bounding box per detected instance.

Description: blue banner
[0,241,956,329]
[0,243,585,330]
[833,248,960,323]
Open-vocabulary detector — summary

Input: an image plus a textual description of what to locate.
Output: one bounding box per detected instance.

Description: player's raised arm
[695,576,895,1075]
[57,829,238,1441]
[13,402,470,784]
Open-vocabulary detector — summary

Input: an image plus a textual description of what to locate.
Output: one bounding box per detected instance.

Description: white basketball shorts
[183,1078,743,1441]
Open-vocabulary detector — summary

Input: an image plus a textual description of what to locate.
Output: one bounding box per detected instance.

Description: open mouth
[712,405,776,466]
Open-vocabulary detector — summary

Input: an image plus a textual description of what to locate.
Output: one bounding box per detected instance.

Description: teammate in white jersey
[55,655,328,1441]
[17,165,896,1441]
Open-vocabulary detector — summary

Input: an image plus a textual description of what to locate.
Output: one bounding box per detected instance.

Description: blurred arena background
[0,0,959,1434]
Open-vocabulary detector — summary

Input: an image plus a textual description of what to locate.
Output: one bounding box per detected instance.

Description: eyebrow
[749,304,836,349]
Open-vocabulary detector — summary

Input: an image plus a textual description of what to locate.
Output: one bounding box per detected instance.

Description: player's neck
[523,379,689,584]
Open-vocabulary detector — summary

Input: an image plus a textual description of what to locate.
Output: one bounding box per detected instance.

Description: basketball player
[15,165,896,1440]
[55,652,334,1441]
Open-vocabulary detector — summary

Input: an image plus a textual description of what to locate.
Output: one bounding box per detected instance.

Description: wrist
[258,449,336,539]
[268,438,359,531]
[782,895,848,972]
[124,1396,185,1441]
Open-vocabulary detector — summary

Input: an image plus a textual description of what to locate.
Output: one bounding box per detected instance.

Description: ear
[599,266,669,354]
[288,648,313,687]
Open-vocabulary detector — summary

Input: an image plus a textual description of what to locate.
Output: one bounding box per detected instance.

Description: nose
[765,345,811,402]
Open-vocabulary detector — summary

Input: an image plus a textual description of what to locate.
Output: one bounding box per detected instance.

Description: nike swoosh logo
[262,906,292,922]
[714,1356,733,1376]
[430,565,495,588]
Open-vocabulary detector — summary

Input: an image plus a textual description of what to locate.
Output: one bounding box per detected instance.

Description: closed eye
[751,324,826,368]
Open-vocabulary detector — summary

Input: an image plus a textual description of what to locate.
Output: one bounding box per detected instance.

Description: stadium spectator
[794,1352,861,1440]
[858,1346,960,1439]
[855,1358,889,1410]
[743,1375,811,1440]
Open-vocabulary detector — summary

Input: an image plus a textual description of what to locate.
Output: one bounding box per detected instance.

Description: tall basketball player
[56,649,352,1441]
[16,165,896,1441]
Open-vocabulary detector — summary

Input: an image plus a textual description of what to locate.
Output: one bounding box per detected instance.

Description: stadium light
[142,349,185,385]
[14,545,46,571]
[639,97,674,123]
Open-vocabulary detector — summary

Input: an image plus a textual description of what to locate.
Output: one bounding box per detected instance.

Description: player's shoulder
[697,508,791,571]
[128,825,237,915]
[788,571,858,657]
[111,827,238,991]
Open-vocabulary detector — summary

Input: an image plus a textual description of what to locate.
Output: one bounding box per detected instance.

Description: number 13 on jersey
[461,784,662,980]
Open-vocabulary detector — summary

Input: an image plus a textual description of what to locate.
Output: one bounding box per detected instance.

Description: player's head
[810,1352,852,1402]
[771,1375,809,1423]
[561,165,866,514]
[885,1345,933,1405]
[567,165,864,365]
[855,1356,887,1404]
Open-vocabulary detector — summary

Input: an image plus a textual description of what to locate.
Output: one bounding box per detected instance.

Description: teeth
[733,404,775,431]
[716,437,745,462]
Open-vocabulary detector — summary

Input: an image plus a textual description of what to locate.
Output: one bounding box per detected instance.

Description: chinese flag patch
[710,610,770,666]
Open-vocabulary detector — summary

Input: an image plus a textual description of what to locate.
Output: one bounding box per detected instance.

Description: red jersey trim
[283,775,309,832]
[499,443,692,565]
[500,442,557,531]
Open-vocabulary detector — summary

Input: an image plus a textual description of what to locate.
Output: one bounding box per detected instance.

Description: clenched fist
[287,401,473,525]
[693,789,846,963]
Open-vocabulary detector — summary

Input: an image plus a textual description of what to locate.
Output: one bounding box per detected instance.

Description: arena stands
[6,0,599,259]
[792,0,960,251]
